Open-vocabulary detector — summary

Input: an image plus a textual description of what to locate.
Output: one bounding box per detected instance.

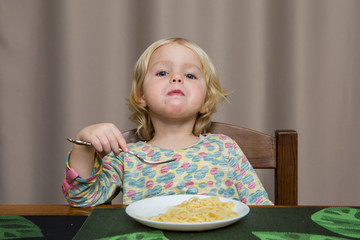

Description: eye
[186,74,196,79]
[156,71,168,77]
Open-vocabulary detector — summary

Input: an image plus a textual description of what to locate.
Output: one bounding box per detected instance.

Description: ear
[138,93,147,107]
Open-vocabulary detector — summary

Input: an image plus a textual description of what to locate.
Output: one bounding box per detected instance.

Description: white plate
[125,194,250,231]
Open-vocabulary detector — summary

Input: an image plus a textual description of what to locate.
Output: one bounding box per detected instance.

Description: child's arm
[69,123,129,178]
[227,137,273,205]
[62,151,124,207]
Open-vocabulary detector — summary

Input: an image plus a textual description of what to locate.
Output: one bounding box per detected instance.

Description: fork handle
[67,138,127,152]
[67,137,174,165]
[67,138,92,146]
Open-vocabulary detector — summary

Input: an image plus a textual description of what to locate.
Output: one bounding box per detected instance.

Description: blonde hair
[128,38,227,141]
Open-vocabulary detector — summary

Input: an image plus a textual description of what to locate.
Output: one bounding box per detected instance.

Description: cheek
[197,82,207,101]
[142,81,166,103]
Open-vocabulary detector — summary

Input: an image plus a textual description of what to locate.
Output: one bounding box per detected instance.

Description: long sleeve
[61,152,124,207]
[226,138,273,205]
[62,134,273,206]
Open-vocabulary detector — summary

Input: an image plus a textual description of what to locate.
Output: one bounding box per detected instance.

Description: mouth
[167,89,185,96]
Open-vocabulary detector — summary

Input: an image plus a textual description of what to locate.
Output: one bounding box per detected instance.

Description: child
[62,37,273,207]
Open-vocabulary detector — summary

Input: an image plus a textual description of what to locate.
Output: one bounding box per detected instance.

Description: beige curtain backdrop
[1,0,359,205]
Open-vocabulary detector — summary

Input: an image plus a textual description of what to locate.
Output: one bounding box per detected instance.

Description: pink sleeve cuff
[63,152,103,187]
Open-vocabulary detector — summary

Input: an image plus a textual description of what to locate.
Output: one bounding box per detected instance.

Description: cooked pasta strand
[147,196,239,223]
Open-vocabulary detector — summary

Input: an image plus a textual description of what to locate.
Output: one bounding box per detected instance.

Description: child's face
[140,43,207,120]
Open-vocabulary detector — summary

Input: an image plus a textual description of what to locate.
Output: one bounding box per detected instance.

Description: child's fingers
[91,136,104,153]
[98,135,112,154]
[105,131,122,156]
[76,123,125,155]
[111,126,129,153]
[118,136,129,153]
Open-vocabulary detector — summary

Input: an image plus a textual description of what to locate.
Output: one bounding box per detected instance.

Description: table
[0,205,122,240]
[1,205,359,240]
[0,204,124,216]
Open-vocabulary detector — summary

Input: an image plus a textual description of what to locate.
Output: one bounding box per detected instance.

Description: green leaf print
[96,231,169,240]
[0,216,43,239]
[311,207,360,238]
[253,232,349,240]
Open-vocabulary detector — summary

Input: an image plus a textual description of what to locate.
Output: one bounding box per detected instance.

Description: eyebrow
[150,60,202,72]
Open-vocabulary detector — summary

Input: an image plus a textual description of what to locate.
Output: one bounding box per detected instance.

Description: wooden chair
[122,122,298,205]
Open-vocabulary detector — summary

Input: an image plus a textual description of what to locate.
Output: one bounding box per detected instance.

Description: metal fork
[66,138,177,165]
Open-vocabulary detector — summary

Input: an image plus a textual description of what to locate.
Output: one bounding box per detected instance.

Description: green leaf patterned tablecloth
[0,215,86,240]
[73,207,360,240]
[0,216,43,239]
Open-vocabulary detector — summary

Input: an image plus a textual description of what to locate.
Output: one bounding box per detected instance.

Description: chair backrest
[122,122,298,205]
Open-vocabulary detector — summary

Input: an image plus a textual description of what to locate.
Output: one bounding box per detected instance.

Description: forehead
[149,43,202,68]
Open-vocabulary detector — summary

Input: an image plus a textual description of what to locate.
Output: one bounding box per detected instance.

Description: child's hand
[76,123,129,156]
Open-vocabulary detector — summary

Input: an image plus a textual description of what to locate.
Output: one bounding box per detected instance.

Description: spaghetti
[147,196,239,223]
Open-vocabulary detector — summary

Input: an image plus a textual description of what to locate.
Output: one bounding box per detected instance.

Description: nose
[170,73,183,84]
[171,79,182,83]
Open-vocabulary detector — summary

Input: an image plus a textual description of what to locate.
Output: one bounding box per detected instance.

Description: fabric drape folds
[1,0,359,205]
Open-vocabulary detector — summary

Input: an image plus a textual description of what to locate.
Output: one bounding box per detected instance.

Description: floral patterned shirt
[62,134,273,207]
